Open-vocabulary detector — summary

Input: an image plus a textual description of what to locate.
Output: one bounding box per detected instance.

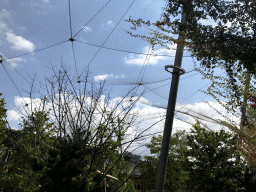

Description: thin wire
[71,41,78,77]
[5,40,69,61]
[179,71,226,113]
[68,0,73,38]
[68,0,78,77]
[1,56,32,86]
[75,40,192,57]
[1,63,29,116]
[130,0,169,106]
[72,0,112,39]
[142,84,168,100]
[92,67,200,86]
[77,0,137,80]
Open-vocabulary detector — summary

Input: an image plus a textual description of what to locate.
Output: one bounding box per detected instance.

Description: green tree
[193,59,256,170]
[36,117,136,192]
[33,63,139,191]
[183,120,247,192]
[36,130,94,192]
[0,93,8,191]
[0,108,59,192]
[123,0,256,108]
[140,130,191,192]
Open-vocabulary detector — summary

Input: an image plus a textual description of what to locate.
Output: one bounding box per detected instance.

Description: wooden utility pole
[154,12,186,192]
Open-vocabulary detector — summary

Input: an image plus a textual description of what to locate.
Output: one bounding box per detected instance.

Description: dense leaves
[124,0,256,108]
[140,120,255,191]
[183,120,248,191]
[140,130,190,191]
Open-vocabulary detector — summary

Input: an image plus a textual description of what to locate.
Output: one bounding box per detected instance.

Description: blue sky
[0,0,253,160]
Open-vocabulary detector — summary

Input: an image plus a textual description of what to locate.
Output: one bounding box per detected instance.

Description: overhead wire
[0,1,165,189]
[74,39,193,57]
[129,0,170,101]
[2,0,234,188]
[0,56,32,86]
[67,0,79,78]
[72,0,113,39]
[77,0,137,80]
[1,62,30,116]
[4,40,69,61]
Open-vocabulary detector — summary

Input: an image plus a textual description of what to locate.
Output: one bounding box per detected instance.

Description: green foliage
[140,130,191,191]
[183,120,248,192]
[0,107,59,192]
[33,115,136,191]
[141,121,251,192]
[0,93,136,191]
[0,93,7,157]
[123,0,256,106]
[37,133,94,192]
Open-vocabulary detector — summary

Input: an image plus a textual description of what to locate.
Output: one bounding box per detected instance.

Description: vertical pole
[236,72,251,164]
[104,163,107,192]
[155,12,186,192]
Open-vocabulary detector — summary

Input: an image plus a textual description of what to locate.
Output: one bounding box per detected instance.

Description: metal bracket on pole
[165,65,185,75]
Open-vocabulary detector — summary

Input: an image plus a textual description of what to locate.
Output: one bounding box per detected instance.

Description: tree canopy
[123,0,256,107]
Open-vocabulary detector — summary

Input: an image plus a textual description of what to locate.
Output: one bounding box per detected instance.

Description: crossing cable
[92,66,201,86]
[130,0,169,101]
[0,57,54,124]
[72,0,112,39]
[141,70,200,96]
[68,0,78,77]
[4,40,69,61]
[77,0,137,80]
[74,39,193,57]
[0,55,32,86]
[176,71,226,119]
[1,62,30,117]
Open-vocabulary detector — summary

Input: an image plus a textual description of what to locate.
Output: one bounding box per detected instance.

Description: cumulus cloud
[8,94,245,161]
[0,9,10,20]
[7,57,27,68]
[0,9,10,35]
[6,32,36,52]
[7,110,21,122]
[101,21,114,30]
[83,26,92,33]
[124,44,189,66]
[94,74,126,82]
[0,53,26,69]
[107,21,113,25]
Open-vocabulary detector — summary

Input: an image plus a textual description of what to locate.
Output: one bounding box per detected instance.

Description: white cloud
[94,74,126,82]
[0,9,34,56]
[83,26,92,33]
[0,9,10,35]
[8,94,246,162]
[18,26,27,31]
[7,110,21,122]
[7,57,27,68]
[107,21,113,25]
[0,53,26,69]
[6,32,36,52]
[124,44,182,65]
[0,9,10,20]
